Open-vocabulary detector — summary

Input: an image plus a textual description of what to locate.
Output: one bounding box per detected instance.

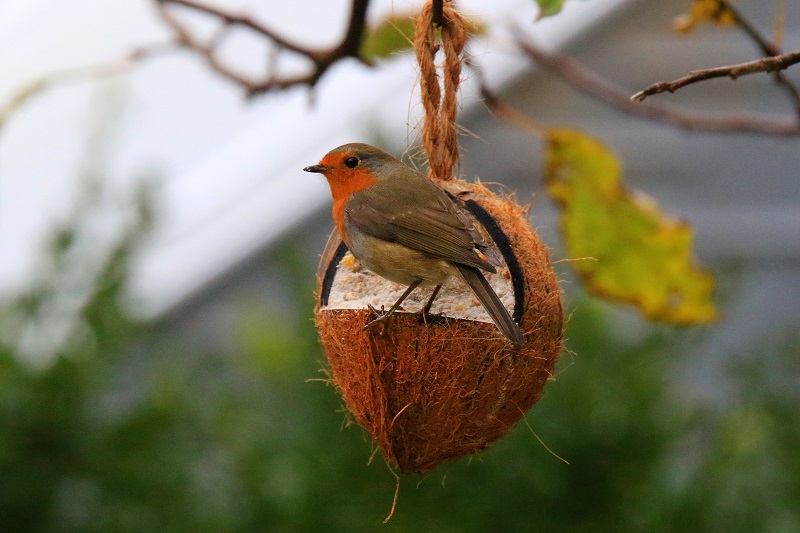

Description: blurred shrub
[0,191,798,532]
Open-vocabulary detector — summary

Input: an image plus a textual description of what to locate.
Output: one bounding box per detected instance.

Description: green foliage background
[1,189,798,532]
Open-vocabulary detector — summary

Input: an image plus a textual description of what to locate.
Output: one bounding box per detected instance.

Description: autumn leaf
[361,14,485,61]
[673,0,736,34]
[545,128,717,325]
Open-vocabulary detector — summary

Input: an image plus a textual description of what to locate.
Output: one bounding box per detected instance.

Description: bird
[304,142,525,347]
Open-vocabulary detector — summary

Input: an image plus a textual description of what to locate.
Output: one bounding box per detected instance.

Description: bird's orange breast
[327,168,378,240]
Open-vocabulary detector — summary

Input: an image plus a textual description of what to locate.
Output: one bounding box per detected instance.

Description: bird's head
[304,143,401,201]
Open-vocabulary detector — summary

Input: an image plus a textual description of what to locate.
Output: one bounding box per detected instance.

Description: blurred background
[1,0,799,530]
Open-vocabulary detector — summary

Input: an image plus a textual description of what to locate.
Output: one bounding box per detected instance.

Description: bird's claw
[363,303,407,330]
[364,304,387,330]
[366,304,384,320]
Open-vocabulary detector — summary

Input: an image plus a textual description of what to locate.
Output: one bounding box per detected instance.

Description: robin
[305,142,525,347]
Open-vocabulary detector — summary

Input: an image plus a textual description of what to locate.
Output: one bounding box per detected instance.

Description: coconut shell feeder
[313,1,563,475]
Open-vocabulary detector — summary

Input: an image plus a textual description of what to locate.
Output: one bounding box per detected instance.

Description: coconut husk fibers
[314,180,563,474]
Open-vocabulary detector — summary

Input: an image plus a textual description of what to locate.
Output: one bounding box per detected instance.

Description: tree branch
[157,0,314,57]
[340,0,371,57]
[152,0,371,96]
[150,0,800,136]
[516,38,800,136]
[633,0,800,116]
[720,0,800,115]
[631,50,800,102]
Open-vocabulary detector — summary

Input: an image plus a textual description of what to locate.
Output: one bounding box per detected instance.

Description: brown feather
[345,172,495,272]
[455,264,525,347]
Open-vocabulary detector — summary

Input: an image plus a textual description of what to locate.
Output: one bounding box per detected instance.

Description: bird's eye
[344,156,359,169]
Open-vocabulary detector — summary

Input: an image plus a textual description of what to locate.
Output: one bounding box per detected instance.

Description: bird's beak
[303,164,330,174]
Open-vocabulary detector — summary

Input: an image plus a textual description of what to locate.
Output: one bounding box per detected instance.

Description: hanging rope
[414,0,468,181]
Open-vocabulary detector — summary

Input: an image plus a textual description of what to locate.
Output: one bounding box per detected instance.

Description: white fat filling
[323,251,515,324]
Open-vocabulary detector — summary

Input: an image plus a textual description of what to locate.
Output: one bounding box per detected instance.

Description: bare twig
[481,87,547,138]
[153,0,371,96]
[517,38,800,136]
[722,0,800,116]
[466,58,547,137]
[159,0,314,56]
[631,50,800,102]
[633,0,800,117]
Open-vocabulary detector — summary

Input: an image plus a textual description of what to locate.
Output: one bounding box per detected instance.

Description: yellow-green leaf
[545,128,717,325]
[361,14,486,61]
[362,16,417,61]
[673,0,736,34]
[535,0,569,19]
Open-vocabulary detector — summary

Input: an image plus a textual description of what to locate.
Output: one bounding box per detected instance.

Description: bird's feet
[364,303,445,330]
[363,304,398,330]
[365,304,385,322]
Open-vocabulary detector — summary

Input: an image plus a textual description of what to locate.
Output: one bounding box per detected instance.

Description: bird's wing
[345,178,496,272]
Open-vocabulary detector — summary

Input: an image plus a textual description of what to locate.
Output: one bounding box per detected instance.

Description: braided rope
[414,1,468,181]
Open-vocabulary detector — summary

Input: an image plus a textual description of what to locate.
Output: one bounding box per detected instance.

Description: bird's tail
[455,264,525,347]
